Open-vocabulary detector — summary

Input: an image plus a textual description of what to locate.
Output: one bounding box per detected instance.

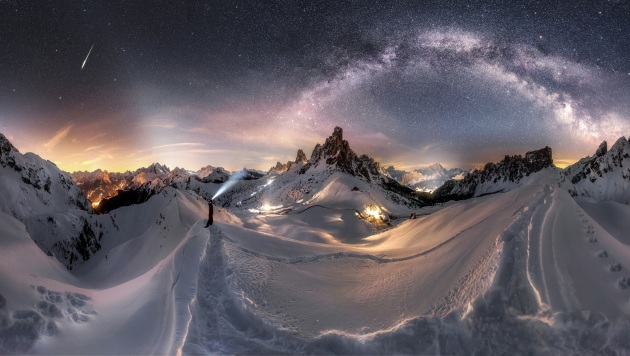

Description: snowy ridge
[0,133,101,270]
[71,164,234,209]
[218,128,425,215]
[560,137,630,204]
[433,146,554,200]
[179,174,630,354]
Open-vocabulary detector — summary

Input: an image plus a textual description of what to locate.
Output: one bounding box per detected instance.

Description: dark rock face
[434,146,554,201]
[525,147,553,172]
[0,134,20,171]
[295,149,307,163]
[51,217,101,269]
[595,141,608,157]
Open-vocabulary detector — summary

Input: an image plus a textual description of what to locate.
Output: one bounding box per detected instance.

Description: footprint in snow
[588,236,598,243]
[618,277,630,290]
[596,250,608,258]
[609,263,623,272]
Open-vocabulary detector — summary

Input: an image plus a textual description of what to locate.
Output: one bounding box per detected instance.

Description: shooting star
[81,44,94,70]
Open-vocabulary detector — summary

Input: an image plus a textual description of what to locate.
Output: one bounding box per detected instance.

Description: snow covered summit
[300,127,388,182]
[560,136,630,203]
[0,133,100,269]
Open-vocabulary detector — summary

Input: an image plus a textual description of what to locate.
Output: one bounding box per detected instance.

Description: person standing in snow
[205,199,214,227]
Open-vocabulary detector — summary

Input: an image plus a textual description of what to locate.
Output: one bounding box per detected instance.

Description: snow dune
[2,172,630,354]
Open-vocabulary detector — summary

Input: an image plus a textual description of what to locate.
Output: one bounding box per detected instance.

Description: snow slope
[181,170,630,354]
[0,134,101,270]
[3,128,630,354]
[3,167,630,354]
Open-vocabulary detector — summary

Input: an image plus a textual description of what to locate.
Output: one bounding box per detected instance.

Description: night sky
[1,0,629,172]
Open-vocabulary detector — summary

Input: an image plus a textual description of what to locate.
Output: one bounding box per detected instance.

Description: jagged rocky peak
[563,136,629,189]
[295,149,307,163]
[0,133,20,169]
[596,140,608,157]
[302,127,386,182]
[268,149,308,174]
[308,127,349,164]
[144,162,170,175]
[268,161,290,174]
[0,133,16,152]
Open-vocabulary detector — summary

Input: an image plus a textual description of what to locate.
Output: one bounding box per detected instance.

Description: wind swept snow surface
[3,171,630,353]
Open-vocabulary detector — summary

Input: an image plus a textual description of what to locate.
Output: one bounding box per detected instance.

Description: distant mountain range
[385,164,466,193]
[71,163,262,213]
[2,127,630,270]
[65,128,630,210]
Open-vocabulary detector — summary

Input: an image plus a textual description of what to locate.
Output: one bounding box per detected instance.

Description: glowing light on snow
[262,204,271,211]
[363,205,382,220]
[91,201,100,208]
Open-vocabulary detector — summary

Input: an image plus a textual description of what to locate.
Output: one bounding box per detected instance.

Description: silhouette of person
[205,199,213,227]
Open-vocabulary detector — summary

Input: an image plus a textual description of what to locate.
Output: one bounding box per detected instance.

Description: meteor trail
[81,44,94,70]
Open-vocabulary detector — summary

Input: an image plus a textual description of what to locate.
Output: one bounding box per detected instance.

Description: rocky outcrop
[295,149,307,163]
[268,149,309,175]
[434,146,554,201]
[560,137,630,203]
[0,134,20,170]
[198,166,230,183]
[301,127,387,182]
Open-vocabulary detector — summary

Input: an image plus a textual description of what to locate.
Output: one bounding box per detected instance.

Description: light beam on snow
[212,169,247,200]
[81,44,94,70]
[363,204,383,220]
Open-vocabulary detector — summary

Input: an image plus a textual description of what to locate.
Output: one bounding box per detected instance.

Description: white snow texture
[2,132,630,355]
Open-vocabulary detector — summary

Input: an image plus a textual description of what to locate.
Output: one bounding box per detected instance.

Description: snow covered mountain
[4,130,630,354]
[300,127,390,182]
[72,163,258,214]
[195,165,230,183]
[433,146,554,200]
[394,163,466,192]
[72,163,175,204]
[0,134,101,270]
[221,127,426,216]
[560,137,630,204]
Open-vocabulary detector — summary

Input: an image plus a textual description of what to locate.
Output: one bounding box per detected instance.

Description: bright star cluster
[0,1,628,172]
